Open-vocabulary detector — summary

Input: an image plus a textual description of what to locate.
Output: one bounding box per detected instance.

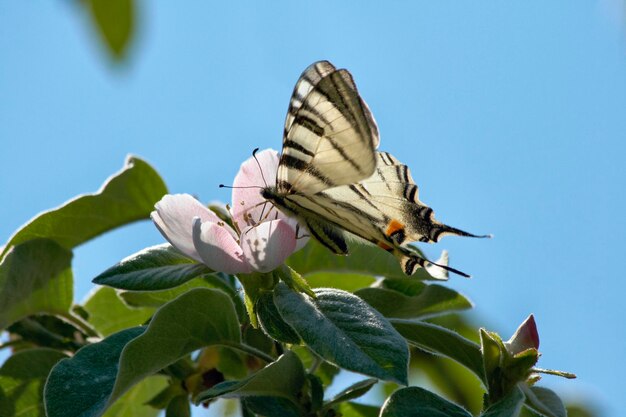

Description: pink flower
[505,314,540,355]
[151,149,307,274]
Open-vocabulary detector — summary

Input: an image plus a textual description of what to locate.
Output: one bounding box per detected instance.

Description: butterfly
[261,60,487,277]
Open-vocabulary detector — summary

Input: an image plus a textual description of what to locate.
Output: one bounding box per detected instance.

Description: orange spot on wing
[385,219,405,237]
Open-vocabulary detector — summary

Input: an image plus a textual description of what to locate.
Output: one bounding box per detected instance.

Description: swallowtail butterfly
[261,61,487,277]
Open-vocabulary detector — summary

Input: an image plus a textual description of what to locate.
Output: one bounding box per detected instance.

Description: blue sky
[1,1,625,416]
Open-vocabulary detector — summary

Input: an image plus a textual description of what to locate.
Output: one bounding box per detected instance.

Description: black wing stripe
[280,155,335,186]
[348,184,378,209]
[283,139,315,157]
[293,115,325,137]
[306,219,348,255]
[326,136,365,173]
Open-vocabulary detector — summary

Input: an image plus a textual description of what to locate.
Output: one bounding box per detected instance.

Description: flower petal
[151,194,236,262]
[240,219,297,273]
[284,217,310,251]
[231,149,290,230]
[192,217,252,274]
[505,314,540,354]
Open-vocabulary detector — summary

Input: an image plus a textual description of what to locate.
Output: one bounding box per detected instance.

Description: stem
[223,341,275,363]
[307,349,323,374]
[532,367,577,379]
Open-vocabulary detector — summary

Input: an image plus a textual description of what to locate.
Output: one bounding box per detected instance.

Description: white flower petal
[152,194,237,262]
[284,217,310,251]
[240,220,297,273]
[192,217,252,274]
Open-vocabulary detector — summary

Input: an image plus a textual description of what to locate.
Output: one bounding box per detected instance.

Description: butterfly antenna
[252,148,269,188]
[219,184,263,190]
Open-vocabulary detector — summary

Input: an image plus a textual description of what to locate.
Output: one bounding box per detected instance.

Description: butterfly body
[263,61,486,277]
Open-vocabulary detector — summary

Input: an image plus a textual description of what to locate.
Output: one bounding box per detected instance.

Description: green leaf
[522,386,566,417]
[335,402,380,417]
[409,350,485,415]
[241,397,302,417]
[480,329,503,384]
[305,272,376,292]
[165,395,191,417]
[481,385,525,417]
[109,288,241,405]
[45,288,241,417]
[119,274,246,321]
[380,386,472,417]
[275,264,315,298]
[44,327,145,417]
[103,376,168,417]
[7,315,86,352]
[2,156,167,257]
[287,239,438,280]
[83,287,154,336]
[274,284,409,385]
[0,348,68,417]
[196,351,305,409]
[307,374,324,412]
[85,0,134,60]
[92,244,211,291]
[256,292,301,344]
[0,239,73,330]
[355,282,472,319]
[290,345,340,386]
[216,347,247,380]
[391,319,485,384]
[323,378,377,410]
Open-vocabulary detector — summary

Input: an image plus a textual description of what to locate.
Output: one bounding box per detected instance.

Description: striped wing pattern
[265,61,483,277]
[277,61,380,195]
[291,152,482,275]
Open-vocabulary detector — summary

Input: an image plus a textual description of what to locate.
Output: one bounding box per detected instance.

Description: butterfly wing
[277,61,380,195]
[284,152,485,276]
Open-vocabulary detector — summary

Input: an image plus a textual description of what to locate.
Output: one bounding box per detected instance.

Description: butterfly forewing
[263,61,485,277]
[284,61,337,134]
[277,62,380,195]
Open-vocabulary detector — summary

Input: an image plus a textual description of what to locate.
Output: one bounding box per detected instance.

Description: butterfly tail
[395,247,471,278]
[431,222,492,242]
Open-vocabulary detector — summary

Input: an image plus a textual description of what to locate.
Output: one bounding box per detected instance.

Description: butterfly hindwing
[263,61,485,277]
[277,61,380,195]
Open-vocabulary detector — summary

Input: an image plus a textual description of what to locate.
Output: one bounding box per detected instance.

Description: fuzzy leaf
[522,386,566,417]
[256,292,300,344]
[0,348,68,417]
[2,156,166,256]
[195,351,305,407]
[92,244,211,291]
[335,402,380,417]
[323,378,377,410]
[380,386,472,417]
[481,385,525,417]
[103,377,168,417]
[287,239,438,280]
[392,319,485,383]
[356,283,471,319]
[44,327,145,417]
[0,239,73,330]
[274,284,409,384]
[45,288,240,417]
[83,287,154,336]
